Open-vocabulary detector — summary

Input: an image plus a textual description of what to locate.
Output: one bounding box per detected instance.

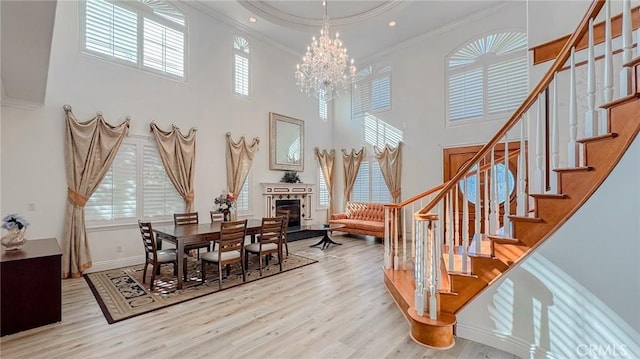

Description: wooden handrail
[418,0,606,216]
[384,149,521,210]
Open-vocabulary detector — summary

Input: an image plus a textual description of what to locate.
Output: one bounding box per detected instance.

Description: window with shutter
[319,89,328,120]
[233,36,250,97]
[85,136,184,227]
[447,32,527,123]
[83,0,185,79]
[363,113,403,148]
[351,160,390,203]
[318,170,329,208]
[352,65,391,121]
[235,172,250,212]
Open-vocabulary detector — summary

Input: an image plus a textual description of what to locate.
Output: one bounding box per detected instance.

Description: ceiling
[191,0,510,61]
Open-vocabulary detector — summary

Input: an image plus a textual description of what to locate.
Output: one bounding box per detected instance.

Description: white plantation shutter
[371,161,390,203]
[487,56,528,114]
[319,96,328,120]
[352,80,370,120]
[448,68,483,120]
[83,0,185,79]
[86,143,137,222]
[318,170,329,207]
[142,144,184,218]
[85,137,183,226]
[364,114,403,148]
[352,161,369,202]
[235,174,250,212]
[85,0,137,63]
[143,19,184,77]
[234,54,249,96]
[371,75,391,112]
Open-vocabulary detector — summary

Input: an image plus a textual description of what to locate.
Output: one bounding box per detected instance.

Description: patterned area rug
[84,254,317,323]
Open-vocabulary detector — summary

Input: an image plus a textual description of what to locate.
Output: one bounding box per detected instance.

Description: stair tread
[553,166,594,172]
[530,193,567,199]
[509,215,544,222]
[577,132,618,143]
[622,56,640,68]
[601,93,640,109]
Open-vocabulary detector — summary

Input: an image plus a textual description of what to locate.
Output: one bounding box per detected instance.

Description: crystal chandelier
[295,1,356,102]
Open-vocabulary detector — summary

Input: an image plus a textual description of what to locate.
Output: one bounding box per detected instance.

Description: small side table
[308,224,345,250]
[1,238,62,336]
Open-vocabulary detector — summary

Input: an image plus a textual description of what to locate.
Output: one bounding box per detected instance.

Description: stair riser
[492,242,528,266]
[471,256,509,284]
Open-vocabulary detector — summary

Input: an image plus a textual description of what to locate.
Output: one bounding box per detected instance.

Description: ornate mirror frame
[269,112,304,171]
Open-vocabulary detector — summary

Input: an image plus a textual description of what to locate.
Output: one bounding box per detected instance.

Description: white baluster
[448,192,454,272]
[394,208,399,270]
[411,203,416,261]
[414,218,425,316]
[517,118,528,215]
[402,207,407,269]
[551,75,560,193]
[490,148,499,234]
[462,178,469,272]
[483,167,490,237]
[475,162,481,254]
[503,139,511,237]
[454,185,460,255]
[384,207,391,269]
[585,17,599,137]
[620,0,633,97]
[568,47,578,168]
[535,95,545,193]
[428,220,438,320]
[602,0,613,134]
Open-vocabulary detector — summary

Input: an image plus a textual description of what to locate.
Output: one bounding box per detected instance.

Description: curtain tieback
[184,190,194,202]
[67,188,88,207]
[391,189,401,198]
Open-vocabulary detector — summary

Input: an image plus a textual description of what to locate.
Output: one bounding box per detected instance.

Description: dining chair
[275,208,290,257]
[174,212,210,259]
[245,216,285,276]
[210,211,224,223]
[138,221,187,290]
[200,219,247,289]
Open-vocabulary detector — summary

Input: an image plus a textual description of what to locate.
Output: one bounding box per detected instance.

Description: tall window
[319,96,328,121]
[235,172,250,213]
[352,65,391,121]
[352,160,390,203]
[233,36,250,97]
[447,32,527,122]
[83,0,186,79]
[85,136,184,226]
[318,170,329,208]
[363,114,403,148]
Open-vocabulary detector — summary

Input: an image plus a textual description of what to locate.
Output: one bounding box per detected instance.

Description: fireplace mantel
[261,183,314,222]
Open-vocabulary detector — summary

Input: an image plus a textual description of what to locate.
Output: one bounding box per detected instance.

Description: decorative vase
[223,211,230,222]
[1,228,26,250]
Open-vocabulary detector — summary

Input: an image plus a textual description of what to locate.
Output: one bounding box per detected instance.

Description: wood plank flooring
[0,235,519,359]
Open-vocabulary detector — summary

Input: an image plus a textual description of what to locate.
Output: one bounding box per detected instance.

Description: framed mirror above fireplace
[269,112,304,171]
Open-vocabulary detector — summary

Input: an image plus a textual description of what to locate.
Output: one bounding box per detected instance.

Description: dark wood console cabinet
[1,238,62,336]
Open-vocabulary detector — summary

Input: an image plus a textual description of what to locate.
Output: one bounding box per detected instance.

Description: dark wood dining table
[153,218,263,290]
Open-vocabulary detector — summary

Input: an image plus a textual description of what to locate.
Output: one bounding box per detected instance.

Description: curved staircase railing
[383,0,640,349]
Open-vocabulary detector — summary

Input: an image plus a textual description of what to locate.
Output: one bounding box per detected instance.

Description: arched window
[447,32,527,123]
[233,36,250,97]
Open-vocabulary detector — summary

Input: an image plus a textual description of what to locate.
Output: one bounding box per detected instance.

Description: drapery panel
[315,148,335,222]
[226,133,260,198]
[62,105,130,278]
[374,142,402,202]
[342,148,365,202]
[150,123,197,212]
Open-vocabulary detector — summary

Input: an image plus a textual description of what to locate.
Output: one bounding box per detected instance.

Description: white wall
[331,2,527,210]
[0,1,331,271]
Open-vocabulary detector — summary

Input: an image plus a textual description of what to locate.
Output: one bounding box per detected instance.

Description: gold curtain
[150,123,197,212]
[374,142,402,202]
[62,105,130,278]
[226,133,260,197]
[342,148,365,202]
[315,148,335,222]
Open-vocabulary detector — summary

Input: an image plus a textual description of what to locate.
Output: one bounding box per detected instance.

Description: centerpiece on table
[1,213,29,250]
[214,191,236,221]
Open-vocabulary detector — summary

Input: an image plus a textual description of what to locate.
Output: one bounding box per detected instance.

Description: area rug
[84,254,317,324]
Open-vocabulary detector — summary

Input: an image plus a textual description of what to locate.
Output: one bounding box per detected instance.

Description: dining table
[153,218,263,290]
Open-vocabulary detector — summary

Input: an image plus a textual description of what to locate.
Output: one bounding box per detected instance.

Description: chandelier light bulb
[294,0,356,102]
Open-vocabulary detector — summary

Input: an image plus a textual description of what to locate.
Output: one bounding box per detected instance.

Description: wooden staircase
[382,0,640,349]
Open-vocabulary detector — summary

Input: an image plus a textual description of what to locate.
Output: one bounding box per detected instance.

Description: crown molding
[1,96,43,110]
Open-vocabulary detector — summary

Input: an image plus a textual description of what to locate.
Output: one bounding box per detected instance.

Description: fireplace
[262,182,315,226]
[275,199,301,228]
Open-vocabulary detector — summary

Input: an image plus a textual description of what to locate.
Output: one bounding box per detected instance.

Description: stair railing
[403,0,638,319]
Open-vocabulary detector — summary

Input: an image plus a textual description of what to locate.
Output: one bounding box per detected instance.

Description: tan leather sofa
[329,201,385,239]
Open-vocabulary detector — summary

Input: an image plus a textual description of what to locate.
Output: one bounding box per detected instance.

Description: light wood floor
[0,235,519,359]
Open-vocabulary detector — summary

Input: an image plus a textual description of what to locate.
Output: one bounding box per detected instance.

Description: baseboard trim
[84,256,144,274]
[456,323,534,358]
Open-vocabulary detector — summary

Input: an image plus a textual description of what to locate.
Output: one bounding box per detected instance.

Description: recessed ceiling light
[249,17,257,23]
[388,21,396,27]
